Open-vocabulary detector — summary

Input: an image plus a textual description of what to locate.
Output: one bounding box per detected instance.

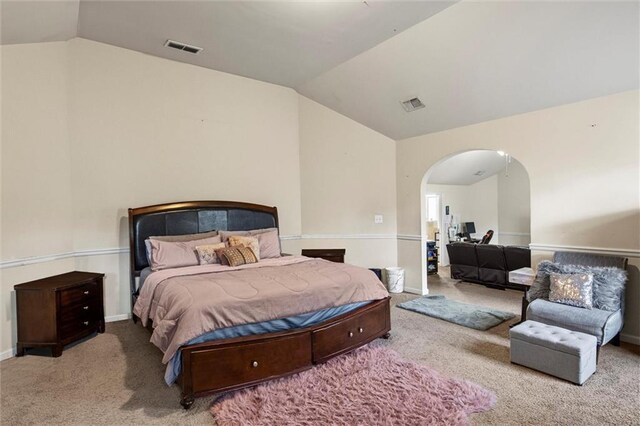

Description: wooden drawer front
[60,300,102,326]
[312,301,387,362]
[190,334,312,394]
[60,282,99,307]
[60,318,99,341]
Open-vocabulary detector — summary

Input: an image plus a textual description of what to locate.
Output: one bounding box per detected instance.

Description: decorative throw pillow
[215,246,258,267]
[549,272,594,309]
[195,242,227,265]
[149,235,222,271]
[220,228,281,258]
[228,236,261,261]
[528,260,627,312]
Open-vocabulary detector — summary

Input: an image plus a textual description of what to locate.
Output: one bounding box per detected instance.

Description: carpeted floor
[1,271,639,425]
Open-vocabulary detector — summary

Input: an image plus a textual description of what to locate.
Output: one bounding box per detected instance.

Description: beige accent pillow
[195,242,227,265]
[228,236,261,261]
[215,246,258,267]
[220,228,281,259]
[149,235,222,271]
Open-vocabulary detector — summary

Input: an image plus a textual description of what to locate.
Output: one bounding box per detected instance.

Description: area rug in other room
[210,345,496,426]
[398,295,516,330]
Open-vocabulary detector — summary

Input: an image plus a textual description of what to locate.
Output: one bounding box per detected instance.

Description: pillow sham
[228,236,261,261]
[215,246,258,267]
[549,272,594,309]
[144,230,219,264]
[528,260,627,312]
[219,228,281,258]
[149,235,222,271]
[195,242,227,265]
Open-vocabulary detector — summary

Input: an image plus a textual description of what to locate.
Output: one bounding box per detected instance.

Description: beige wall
[1,43,76,357]
[0,39,398,357]
[298,96,397,268]
[398,90,640,342]
[497,159,531,246]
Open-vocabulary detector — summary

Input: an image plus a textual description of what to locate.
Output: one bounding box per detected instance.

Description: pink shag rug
[210,345,496,425]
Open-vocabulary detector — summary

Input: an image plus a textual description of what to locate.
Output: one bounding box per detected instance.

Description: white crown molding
[529,243,640,259]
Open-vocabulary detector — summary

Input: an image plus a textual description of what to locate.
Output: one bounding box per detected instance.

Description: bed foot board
[180,395,194,410]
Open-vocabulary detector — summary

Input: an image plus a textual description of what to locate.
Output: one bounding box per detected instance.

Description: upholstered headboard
[128,200,279,304]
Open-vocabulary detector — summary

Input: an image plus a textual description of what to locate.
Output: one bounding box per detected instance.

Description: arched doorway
[419,150,531,294]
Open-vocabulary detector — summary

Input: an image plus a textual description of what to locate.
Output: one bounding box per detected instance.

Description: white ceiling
[299,1,640,139]
[426,150,509,186]
[0,1,79,44]
[1,1,638,140]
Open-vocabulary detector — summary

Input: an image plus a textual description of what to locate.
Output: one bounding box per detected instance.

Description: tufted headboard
[128,200,279,307]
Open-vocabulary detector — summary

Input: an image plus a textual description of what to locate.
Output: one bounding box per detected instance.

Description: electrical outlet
[374,215,383,224]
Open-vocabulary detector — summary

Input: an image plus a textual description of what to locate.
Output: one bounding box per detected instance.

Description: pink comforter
[133,256,389,363]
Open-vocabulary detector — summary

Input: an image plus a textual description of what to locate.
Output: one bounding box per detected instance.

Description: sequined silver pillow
[549,272,594,309]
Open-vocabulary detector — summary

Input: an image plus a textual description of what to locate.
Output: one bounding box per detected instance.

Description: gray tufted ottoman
[510,320,597,385]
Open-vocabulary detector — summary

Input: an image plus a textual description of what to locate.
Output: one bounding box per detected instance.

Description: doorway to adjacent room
[420,150,531,295]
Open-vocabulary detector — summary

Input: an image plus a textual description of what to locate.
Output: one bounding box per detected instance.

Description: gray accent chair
[526,251,628,355]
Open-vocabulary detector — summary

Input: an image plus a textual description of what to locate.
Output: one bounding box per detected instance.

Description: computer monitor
[464,222,476,235]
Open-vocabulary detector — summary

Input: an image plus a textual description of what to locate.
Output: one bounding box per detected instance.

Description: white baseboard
[105,313,131,322]
[0,313,133,362]
[403,286,428,295]
[0,348,16,361]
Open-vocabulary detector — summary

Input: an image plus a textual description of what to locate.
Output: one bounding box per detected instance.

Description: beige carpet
[2,271,639,425]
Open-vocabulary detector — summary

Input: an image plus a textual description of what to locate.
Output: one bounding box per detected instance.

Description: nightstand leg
[15,343,24,357]
[52,344,63,357]
[97,320,105,333]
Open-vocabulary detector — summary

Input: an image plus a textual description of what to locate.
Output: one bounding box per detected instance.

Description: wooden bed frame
[128,201,391,409]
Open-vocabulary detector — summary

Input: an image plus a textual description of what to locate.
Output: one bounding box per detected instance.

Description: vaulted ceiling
[2,1,638,140]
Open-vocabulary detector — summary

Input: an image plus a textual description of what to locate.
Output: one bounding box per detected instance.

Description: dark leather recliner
[446,242,531,290]
[476,244,507,285]
[446,242,479,281]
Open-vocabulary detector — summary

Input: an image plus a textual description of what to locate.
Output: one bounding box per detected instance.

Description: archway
[419,149,531,295]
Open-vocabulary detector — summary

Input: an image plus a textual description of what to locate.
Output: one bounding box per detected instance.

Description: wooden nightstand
[14,271,105,357]
[301,249,345,263]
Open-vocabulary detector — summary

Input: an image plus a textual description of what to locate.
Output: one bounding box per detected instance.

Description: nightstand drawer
[60,282,99,307]
[60,300,102,325]
[60,318,100,341]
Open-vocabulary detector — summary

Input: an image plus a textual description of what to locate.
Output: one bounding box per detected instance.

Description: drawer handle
[251,361,259,368]
[358,327,364,333]
[83,306,89,310]
[83,321,89,326]
[348,331,354,337]
[83,290,90,295]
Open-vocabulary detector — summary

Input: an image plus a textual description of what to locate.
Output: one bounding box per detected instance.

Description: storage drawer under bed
[187,333,312,395]
[311,300,388,362]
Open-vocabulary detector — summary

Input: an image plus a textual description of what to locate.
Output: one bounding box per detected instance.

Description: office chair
[479,230,494,244]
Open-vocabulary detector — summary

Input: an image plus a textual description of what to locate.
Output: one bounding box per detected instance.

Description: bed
[128,200,391,409]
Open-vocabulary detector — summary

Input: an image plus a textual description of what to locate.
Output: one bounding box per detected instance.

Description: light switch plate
[374,215,383,224]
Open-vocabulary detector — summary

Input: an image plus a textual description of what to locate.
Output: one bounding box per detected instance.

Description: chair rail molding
[529,243,640,259]
[4,239,638,269]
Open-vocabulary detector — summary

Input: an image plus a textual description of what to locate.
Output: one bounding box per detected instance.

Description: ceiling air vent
[400,97,425,112]
[164,39,203,54]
